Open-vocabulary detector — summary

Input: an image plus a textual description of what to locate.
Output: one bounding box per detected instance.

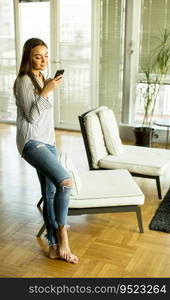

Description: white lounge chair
[37,154,144,237]
[78,106,170,199]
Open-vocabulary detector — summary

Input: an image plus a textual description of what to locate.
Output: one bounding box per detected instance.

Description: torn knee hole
[60,178,72,188]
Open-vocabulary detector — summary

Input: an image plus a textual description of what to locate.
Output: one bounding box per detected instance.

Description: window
[0,0,126,127]
[56,0,92,128]
[19,1,50,46]
[56,0,125,128]
[0,0,16,122]
[135,0,170,124]
[99,0,125,123]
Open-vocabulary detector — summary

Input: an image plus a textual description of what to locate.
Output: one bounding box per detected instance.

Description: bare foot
[56,226,79,264]
[49,244,58,259]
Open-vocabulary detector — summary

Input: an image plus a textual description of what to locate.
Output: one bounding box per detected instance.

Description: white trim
[50,0,61,127]
[122,0,142,124]
[50,0,60,73]
[13,0,22,73]
[91,0,100,108]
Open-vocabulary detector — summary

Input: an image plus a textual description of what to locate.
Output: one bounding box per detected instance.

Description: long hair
[13,38,48,96]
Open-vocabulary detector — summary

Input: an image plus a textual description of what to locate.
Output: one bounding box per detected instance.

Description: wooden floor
[0,123,170,278]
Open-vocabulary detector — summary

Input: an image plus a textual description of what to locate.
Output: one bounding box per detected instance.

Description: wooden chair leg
[156,177,162,200]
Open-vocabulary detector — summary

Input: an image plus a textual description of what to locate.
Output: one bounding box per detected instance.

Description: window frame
[121,0,142,125]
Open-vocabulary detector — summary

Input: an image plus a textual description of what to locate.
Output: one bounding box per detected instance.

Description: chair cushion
[98,108,124,155]
[84,112,108,168]
[70,169,144,208]
[58,152,82,196]
[99,145,170,176]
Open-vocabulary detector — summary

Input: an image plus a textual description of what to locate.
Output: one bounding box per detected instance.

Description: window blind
[139,0,170,74]
[136,0,170,123]
[99,0,125,122]
[0,0,16,121]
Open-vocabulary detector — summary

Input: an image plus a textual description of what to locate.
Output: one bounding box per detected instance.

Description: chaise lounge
[37,153,145,237]
[78,106,170,199]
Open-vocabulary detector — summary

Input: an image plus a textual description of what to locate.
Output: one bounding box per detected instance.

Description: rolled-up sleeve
[16,75,52,124]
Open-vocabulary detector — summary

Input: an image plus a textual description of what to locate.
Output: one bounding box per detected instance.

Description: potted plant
[134,29,170,146]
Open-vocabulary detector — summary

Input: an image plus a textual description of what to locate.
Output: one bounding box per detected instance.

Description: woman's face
[31,45,48,71]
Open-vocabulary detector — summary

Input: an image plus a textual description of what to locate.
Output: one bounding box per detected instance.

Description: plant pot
[133,127,155,147]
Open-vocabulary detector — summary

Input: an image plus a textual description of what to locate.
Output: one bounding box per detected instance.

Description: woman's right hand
[40,76,63,99]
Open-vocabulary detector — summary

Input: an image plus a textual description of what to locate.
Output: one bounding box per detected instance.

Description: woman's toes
[58,251,79,264]
[67,254,79,264]
[55,245,79,264]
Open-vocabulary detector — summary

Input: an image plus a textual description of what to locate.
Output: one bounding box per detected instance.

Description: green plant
[138,29,170,127]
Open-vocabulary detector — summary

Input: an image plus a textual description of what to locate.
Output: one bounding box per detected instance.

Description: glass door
[18,0,50,79]
[11,0,50,122]
[19,1,50,47]
[14,0,98,129]
[52,0,97,129]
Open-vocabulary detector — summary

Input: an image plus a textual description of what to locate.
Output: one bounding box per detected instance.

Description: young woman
[13,38,78,264]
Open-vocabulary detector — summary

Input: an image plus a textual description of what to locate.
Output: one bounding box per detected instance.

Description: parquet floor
[0,123,170,278]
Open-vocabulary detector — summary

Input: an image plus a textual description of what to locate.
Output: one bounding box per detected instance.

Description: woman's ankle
[49,244,58,259]
[56,226,69,240]
[56,226,70,252]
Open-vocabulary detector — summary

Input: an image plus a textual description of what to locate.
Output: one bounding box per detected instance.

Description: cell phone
[54,69,64,78]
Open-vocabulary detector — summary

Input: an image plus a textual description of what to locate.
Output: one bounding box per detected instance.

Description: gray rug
[149,188,170,233]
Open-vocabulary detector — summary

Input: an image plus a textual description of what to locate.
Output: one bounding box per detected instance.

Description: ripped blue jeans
[22,139,71,246]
